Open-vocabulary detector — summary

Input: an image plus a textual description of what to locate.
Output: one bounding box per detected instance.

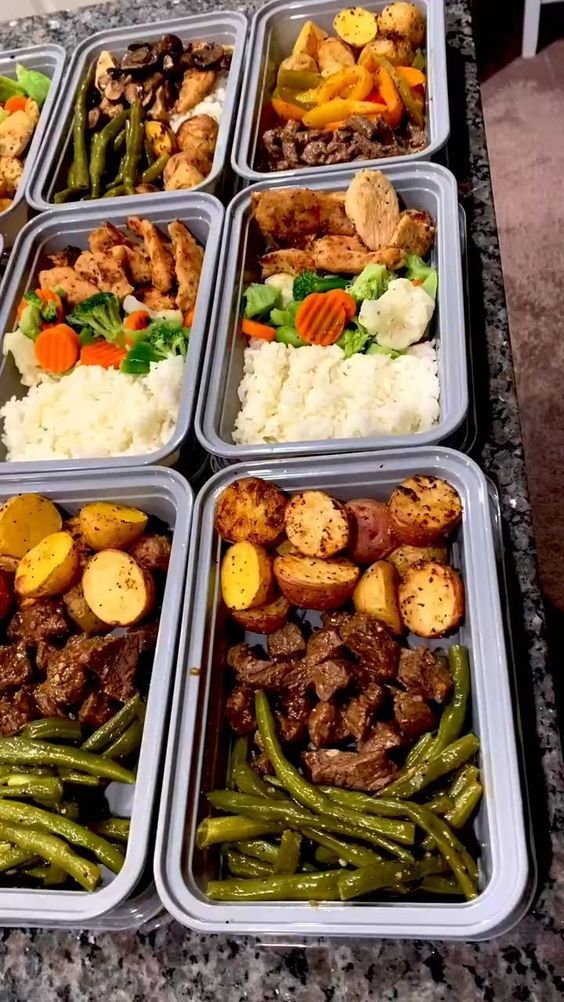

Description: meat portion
[398,648,453,704]
[340,613,400,682]
[94,245,134,299]
[308,700,343,748]
[341,684,386,742]
[260,248,315,279]
[87,634,144,702]
[311,235,404,275]
[267,624,306,661]
[305,628,344,667]
[303,747,399,792]
[139,287,177,311]
[74,250,104,288]
[174,68,216,114]
[389,209,435,258]
[78,691,118,728]
[38,267,99,306]
[259,118,427,173]
[228,644,307,693]
[0,642,32,693]
[129,534,172,574]
[34,683,67,719]
[317,192,356,237]
[127,217,175,293]
[393,691,437,741]
[321,611,354,634]
[309,659,355,702]
[167,219,204,312]
[251,188,321,245]
[42,635,91,705]
[225,685,256,735]
[276,690,309,743]
[359,720,403,754]
[35,641,59,673]
[0,687,38,736]
[8,600,69,646]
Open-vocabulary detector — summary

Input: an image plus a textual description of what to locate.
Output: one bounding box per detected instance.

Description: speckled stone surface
[0,1,563,999]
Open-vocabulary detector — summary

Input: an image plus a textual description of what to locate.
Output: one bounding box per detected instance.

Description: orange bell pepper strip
[303,98,387,128]
[241,318,276,342]
[396,66,426,88]
[374,67,404,130]
[271,96,305,122]
[316,65,374,105]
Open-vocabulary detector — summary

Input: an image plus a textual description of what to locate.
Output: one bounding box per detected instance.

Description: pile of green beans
[0,694,143,891]
[199,646,484,903]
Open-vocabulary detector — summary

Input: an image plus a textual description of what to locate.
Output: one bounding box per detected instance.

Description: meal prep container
[26,11,248,211]
[0,192,223,475]
[196,162,467,460]
[0,465,192,926]
[0,44,66,247]
[231,0,448,184]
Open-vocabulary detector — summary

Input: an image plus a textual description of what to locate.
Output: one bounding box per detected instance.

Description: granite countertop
[0,1,563,998]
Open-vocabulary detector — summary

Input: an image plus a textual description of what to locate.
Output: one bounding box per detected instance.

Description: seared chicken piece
[345,170,400,251]
[23,99,40,126]
[317,192,356,237]
[0,156,23,198]
[389,209,435,258]
[89,223,151,286]
[74,250,103,288]
[167,220,203,312]
[252,189,321,245]
[312,236,405,274]
[163,153,205,191]
[0,111,36,158]
[47,247,80,269]
[174,69,216,114]
[95,245,134,299]
[39,267,99,306]
[260,248,316,278]
[138,287,177,311]
[89,222,129,255]
[127,217,175,293]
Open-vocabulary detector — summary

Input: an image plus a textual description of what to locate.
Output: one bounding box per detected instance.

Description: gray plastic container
[196,162,466,460]
[26,11,247,211]
[0,44,66,247]
[232,0,448,183]
[0,466,191,926]
[0,192,223,473]
[155,447,529,939]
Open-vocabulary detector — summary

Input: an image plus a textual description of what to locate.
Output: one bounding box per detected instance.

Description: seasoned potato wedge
[284,491,350,558]
[82,550,155,626]
[78,502,148,551]
[317,36,356,76]
[359,34,414,67]
[279,53,319,74]
[378,2,426,46]
[399,560,464,638]
[274,554,359,611]
[388,543,448,578]
[0,494,62,559]
[231,593,291,634]
[353,559,403,634]
[334,7,378,47]
[221,542,274,611]
[0,556,19,573]
[292,19,327,59]
[63,582,107,634]
[275,539,300,557]
[215,478,286,545]
[346,499,397,564]
[144,120,177,159]
[15,532,80,599]
[388,476,462,545]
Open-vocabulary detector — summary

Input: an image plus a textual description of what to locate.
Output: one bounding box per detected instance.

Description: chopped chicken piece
[317,192,356,237]
[312,236,405,274]
[167,219,203,312]
[0,156,23,198]
[38,267,99,307]
[389,209,435,258]
[260,249,315,278]
[138,287,177,311]
[123,246,151,286]
[163,154,205,191]
[0,111,35,158]
[88,223,150,284]
[89,222,129,255]
[252,189,321,245]
[127,217,175,292]
[47,247,80,269]
[74,250,103,288]
[174,69,216,114]
[95,245,134,299]
[344,169,400,250]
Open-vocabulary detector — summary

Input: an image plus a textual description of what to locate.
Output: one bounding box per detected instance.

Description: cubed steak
[79,691,119,728]
[267,623,306,660]
[309,658,356,701]
[340,613,400,682]
[0,687,38,735]
[228,643,308,693]
[0,642,32,692]
[303,747,399,792]
[305,628,344,666]
[8,599,69,646]
[225,685,256,735]
[393,691,437,741]
[341,684,386,742]
[359,721,404,754]
[398,648,453,703]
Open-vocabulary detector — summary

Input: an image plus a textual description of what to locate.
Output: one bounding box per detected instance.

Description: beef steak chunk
[0,687,38,735]
[393,691,437,741]
[308,700,344,748]
[398,648,453,704]
[340,613,400,681]
[302,747,399,792]
[225,685,256,735]
[0,642,32,692]
[267,623,306,660]
[276,690,310,743]
[43,635,91,705]
[359,720,403,754]
[321,611,354,635]
[87,634,141,702]
[8,600,69,646]
[228,643,308,693]
[305,628,344,666]
[341,684,386,742]
[79,691,119,728]
[309,658,355,701]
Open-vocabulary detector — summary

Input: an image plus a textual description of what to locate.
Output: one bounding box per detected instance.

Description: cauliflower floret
[359,277,435,350]
[265,273,295,308]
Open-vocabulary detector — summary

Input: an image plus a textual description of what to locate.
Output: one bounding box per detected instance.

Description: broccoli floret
[145,319,190,359]
[66,292,123,343]
[292,272,349,301]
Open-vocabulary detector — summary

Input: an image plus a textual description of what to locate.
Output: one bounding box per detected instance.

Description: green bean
[378,734,480,800]
[24,719,83,743]
[300,862,319,873]
[196,816,283,848]
[103,184,128,199]
[449,764,479,799]
[421,875,462,895]
[0,739,135,784]
[53,801,80,821]
[0,776,63,803]
[67,68,91,192]
[58,770,102,787]
[102,718,143,760]
[0,821,100,891]
[424,795,454,815]
[113,126,126,152]
[122,99,144,189]
[225,850,273,878]
[406,732,435,768]
[231,839,279,865]
[446,781,483,829]
[0,847,37,873]
[274,830,301,874]
[233,763,285,800]
[89,110,129,199]
[432,646,471,756]
[25,863,66,886]
[0,801,125,874]
[207,870,341,901]
[227,736,249,790]
[314,846,341,866]
[338,855,448,901]
[82,694,141,752]
[90,818,130,843]
[304,828,382,868]
[141,153,169,184]
[53,187,84,204]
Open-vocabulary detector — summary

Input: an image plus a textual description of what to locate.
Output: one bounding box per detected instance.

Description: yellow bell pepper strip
[302,98,387,128]
[272,94,305,121]
[396,66,426,88]
[315,65,374,105]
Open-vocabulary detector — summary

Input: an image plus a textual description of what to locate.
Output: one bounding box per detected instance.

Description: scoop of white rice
[0,356,184,461]
[233,342,440,445]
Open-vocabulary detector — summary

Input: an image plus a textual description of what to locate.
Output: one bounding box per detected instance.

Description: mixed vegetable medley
[0,64,52,213]
[55,35,232,202]
[198,475,482,902]
[260,2,427,172]
[0,494,171,890]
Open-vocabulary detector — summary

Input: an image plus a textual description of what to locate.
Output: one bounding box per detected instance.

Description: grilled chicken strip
[311,236,405,274]
[38,267,99,306]
[260,248,316,278]
[167,220,204,312]
[389,209,435,258]
[127,217,175,293]
[174,69,216,114]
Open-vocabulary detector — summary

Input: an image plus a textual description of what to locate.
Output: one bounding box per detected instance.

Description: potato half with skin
[221,542,274,611]
[78,502,148,552]
[15,532,80,599]
[334,7,378,48]
[215,477,287,545]
[399,560,464,638]
[359,35,414,67]
[274,554,359,611]
[292,20,328,60]
[346,499,397,565]
[231,593,291,634]
[317,37,356,76]
[63,582,107,635]
[388,543,448,578]
[388,476,462,546]
[0,494,62,559]
[82,550,155,626]
[275,539,300,557]
[284,491,350,558]
[353,559,403,634]
[378,2,426,47]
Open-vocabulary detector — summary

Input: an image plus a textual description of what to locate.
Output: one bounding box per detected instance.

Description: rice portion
[233,342,440,445]
[0,356,184,461]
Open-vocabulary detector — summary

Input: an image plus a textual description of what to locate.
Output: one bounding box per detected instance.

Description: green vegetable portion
[243,283,280,320]
[405,254,438,299]
[16,65,51,107]
[67,292,123,343]
[293,272,349,301]
[336,322,371,358]
[348,264,390,302]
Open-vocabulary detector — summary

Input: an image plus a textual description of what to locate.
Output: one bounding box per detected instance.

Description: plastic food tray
[154,447,529,939]
[196,162,466,460]
[231,0,448,184]
[26,11,248,211]
[0,44,66,247]
[0,466,191,926]
[0,193,223,474]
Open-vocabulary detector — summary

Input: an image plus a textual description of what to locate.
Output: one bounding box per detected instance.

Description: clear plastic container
[155,447,529,939]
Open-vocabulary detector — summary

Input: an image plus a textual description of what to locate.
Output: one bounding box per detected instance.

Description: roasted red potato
[346,498,397,564]
[274,554,360,610]
[388,476,462,546]
[214,478,287,545]
[284,490,350,558]
[398,560,465,637]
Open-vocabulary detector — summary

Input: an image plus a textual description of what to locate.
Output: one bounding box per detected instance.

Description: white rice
[233,342,440,445]
[0,356,184,461]
[169,73,228,133]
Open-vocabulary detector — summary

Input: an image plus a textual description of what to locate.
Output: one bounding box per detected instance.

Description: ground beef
[302,747,399,792]
[0,642,32,692]
[79,691,118,728]
[267,623,306,660]
[0,687,38,735]
[393,690,437,742]
[340,613,400,682]
[8,600,69,646]
[398,648,453,704]
[225,685,256,735]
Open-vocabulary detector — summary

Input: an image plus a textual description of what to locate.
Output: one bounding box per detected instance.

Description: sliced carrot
[241,318,276,342]
[5,95,28,114]
[80,341,127,369]
[34,324,80,374]
[123,310,150,331]
[295,293,346,346]
[325,289,357,321]
[396,66,426,88]
[183,309,194,327]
